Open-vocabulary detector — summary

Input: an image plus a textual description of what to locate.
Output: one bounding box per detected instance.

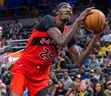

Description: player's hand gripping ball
[84,9,106,34]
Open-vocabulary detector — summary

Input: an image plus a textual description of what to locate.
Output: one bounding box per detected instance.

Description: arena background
[0,0,111,96]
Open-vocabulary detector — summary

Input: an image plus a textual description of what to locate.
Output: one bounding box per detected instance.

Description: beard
[61,16,71,25]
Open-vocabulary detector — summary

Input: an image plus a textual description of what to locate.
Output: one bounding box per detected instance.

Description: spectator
[74,74,81,84]
[48,78,56,96]
[94,67,104,83]
[65,83,77,96]
[88,69,97,86]
[0,79,6,96]
[94,82,106,96]
[62,69,73,92]
[65,74,81,96]
[0,26,4,47]
[76,80,93,96]
[104,80,111,96]
[89,54,100,70]
[51,80,66,96]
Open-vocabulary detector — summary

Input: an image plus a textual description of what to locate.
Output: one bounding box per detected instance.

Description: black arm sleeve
[36,15,56,31]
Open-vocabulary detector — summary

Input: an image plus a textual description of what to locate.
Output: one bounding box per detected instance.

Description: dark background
[0,0,110,19]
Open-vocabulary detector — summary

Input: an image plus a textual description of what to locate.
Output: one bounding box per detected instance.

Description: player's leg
[10,72,27,96]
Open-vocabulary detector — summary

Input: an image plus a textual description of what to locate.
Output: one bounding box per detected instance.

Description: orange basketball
[84,9,106,34]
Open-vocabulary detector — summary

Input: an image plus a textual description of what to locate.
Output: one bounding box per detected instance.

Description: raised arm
[76,34,100,67]
[47,20,80,46]
[47,7,94,46]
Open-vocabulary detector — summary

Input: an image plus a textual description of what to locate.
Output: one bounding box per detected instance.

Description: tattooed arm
[47,20,80,46]
[47,7,94,46]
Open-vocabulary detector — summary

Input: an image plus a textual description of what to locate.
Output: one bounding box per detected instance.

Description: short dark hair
[56,2,71,11]
[52,2,71,15]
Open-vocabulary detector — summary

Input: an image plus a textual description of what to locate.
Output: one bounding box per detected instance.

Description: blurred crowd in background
[0,0,111,96]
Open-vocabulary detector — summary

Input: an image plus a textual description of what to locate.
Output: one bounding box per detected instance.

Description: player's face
[58,4,72,21]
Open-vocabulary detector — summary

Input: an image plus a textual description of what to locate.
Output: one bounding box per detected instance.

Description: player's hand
[76,7,95,23]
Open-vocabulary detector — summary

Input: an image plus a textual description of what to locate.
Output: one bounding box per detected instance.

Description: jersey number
[39,47,53,61]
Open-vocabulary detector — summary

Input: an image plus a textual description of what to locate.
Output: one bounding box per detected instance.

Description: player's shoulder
[43,15,53,18]
[35,15,56,31]
[42,15,54,21]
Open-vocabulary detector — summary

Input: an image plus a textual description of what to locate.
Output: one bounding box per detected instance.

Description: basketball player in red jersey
[10,2,95,96]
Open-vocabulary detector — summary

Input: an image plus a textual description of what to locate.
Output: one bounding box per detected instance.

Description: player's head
[56,2,73,21]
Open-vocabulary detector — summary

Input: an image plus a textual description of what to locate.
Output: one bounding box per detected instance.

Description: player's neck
[55,16,66,27]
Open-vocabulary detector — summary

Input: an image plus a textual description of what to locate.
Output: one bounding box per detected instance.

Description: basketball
[84,9,106,34]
